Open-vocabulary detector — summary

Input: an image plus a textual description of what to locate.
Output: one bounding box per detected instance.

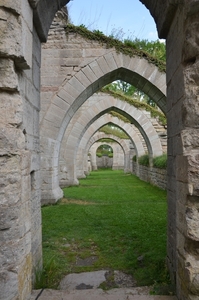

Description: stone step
[31,288,177,300]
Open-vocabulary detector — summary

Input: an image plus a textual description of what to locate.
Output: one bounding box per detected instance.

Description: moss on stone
[101,89,167,126]
[65,24,166,72]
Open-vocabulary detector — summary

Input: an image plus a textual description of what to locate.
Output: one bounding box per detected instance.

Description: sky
[67,0,159,41]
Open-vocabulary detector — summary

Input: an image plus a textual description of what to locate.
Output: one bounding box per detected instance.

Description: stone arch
[77,129,132,180]
[57,98,162,190]
[89,139,125,171]
[2,1,199,300]
[72,114,150,183]
[59,113,143,187]
[43,92,163,200]
[40,23,166,202]
[74,115,146,184]
[88,133,132,173]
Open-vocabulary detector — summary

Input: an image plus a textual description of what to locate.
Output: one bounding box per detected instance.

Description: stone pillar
[166,2,199,299]
[0,2,42,299]
[90,153,98,171]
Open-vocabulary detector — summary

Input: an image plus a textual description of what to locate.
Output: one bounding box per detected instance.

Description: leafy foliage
[133,155,137,162]
[101,89,166,126]
[153,154,167,169]
[96,144,113,157]
[99,124,129,139]
[138,154,150,167]
[124,38,166,62]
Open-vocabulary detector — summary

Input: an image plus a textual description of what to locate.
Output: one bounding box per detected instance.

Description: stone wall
[132,162,167,190]
[0,3,43,300]
[96,156,113,168]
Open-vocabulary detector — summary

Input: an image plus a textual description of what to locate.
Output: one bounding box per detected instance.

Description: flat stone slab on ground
[59,270,107,290]
[31,289,177,300]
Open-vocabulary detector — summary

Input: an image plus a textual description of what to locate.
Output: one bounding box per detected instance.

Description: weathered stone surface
[0,93,23,126]
[0,7,32,69]
[186,207,199,241]
[0,270,18,300]
[0,59,19,91]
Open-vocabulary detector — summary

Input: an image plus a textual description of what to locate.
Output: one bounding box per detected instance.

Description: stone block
[0,8,21,57]
[186,206,199,241]
[0,92,23,126]
[0,7,32,69]
[97,56,111,74]
[0,59,19,91]
[0,270,18,300]
[0,126,25,156]
[21,18,33,67]
[89,60,104,78]
[18,253,32,300]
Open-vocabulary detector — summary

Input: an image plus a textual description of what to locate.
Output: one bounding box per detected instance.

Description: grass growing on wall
[138,154,150,167]
[38,169,169,293]
[65,24,166,72]
[153,154,167,169]
[135,154,167,169]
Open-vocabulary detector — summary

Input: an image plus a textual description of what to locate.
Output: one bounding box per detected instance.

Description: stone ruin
[1,1,199,299]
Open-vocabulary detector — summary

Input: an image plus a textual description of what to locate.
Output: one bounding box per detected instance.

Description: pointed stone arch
[54,95,163,194]
[88,133,133,173]
[74,115,146,183]
[40,24,166,201]
[89,138,126,171]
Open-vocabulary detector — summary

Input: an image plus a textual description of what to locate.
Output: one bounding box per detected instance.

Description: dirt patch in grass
[61,198,97,205]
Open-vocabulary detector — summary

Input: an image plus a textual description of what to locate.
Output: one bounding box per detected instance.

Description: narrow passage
[39,169,170,295]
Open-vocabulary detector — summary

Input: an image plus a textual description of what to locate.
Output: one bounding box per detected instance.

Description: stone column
[0,1,42,299]
[166,2,199,299]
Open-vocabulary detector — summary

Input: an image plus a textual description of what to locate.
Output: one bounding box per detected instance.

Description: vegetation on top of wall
[135,154,167,169]
[65,24,166,72]
[153,154,167,169]
[98,138,115,143]
[138,154,150,167]
[101,89,166,126]
[108,111,131,123]
[133,155,137,162]
[99,124,129,139]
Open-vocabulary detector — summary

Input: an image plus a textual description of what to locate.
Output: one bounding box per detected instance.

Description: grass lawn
[38,169,168,291]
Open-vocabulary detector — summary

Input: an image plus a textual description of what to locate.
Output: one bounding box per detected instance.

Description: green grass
[153,154,167,169]
[39,169,168,291]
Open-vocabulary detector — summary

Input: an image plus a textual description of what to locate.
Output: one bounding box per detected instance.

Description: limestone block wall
[0,2,42,300]
[165,3,199,299]
[96,156,113,168]
[132,162,167,190]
